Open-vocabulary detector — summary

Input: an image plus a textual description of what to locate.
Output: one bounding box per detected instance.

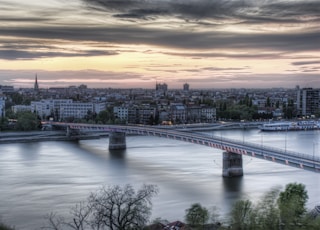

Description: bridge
[45,122,320,177]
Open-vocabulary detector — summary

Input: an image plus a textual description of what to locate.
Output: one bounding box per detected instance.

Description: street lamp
[285,129,287,153]
[313,141,318,169]
[261,131,264,155]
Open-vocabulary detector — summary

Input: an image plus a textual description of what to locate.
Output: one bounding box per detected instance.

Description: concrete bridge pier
[222,151,243,177]
[66,126,80,137]
[109,132,126,150]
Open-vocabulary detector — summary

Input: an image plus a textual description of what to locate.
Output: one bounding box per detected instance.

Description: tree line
[1,182,319,230]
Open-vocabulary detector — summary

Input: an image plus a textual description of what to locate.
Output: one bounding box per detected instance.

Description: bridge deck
[47,122,320,173]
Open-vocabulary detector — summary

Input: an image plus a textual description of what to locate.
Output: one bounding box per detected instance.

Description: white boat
[259,120,320,131]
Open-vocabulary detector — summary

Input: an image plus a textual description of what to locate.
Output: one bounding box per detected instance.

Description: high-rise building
[183,83,189,91]
[156,83,168,92]
[296,87,320,117]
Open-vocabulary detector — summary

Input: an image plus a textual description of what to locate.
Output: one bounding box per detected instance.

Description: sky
[0,0,319,89]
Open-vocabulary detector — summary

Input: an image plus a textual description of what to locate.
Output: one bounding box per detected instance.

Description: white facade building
[31,99,73,119]
[94,103,107,115]
[60,102,94,120]
[28,99,105,120]
[201,107,216,122]
[113,106,129,121]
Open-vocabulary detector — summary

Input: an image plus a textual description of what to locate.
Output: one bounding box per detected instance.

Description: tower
[34,74,39,93]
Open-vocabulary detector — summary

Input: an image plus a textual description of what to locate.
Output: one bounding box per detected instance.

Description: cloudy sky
[0,0,319,89]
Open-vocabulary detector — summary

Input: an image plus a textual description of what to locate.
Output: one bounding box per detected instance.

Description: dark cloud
[82,0,320,25]
[292,60,320,66]
[1,26,319,54]
[0,38,118,60]
[0,0,318,60]
[0,48,117,60]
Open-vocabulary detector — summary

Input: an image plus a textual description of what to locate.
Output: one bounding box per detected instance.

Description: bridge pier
[109,132,126,150]
[66,126,80,137]
[222,151,243,177]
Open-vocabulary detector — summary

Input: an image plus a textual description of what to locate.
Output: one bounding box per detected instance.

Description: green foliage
[14,111,41,131]
[96,109,115,124]
[0,117,9,131]
[227,183,315,230]
[278,183,309,228]
[250,186,281,230]
[185,203,209,227]
[218,103,258,121]
[0,220,14,230]
[230,199,253,230]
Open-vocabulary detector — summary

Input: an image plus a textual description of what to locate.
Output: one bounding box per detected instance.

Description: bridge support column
[66,126,80,137]
[222,152,243,177]
[66,126,71,137]
[109,132,126,150]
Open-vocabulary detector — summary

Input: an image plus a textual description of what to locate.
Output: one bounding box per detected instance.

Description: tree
[209,206,221,226]
[277,183,308,228]
[251,186,281,230]
[185,203,209,228]
[14,111,41,131]
[45,184,159,230]
[230,199,253,230]
[0,221,15,230]
[266,97,271,107]
[96,109,115,124]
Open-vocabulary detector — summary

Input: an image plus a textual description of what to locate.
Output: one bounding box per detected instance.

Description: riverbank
[0,131,104,144]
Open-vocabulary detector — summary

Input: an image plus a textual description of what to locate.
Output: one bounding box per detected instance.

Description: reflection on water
[0,129,319,229]
[109,149,127,159]
[223,177,243,193]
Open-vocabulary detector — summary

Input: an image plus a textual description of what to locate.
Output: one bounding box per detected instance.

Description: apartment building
[296,87,320,117]
[28,99,105,120]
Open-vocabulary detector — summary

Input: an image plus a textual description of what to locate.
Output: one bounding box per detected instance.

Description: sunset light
[0,0,319,88]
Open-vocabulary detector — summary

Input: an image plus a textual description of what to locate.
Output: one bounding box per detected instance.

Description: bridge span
[47,122,320,176]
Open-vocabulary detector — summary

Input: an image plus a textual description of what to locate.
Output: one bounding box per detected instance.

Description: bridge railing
[173,130,319,162]
[208,134,320,162]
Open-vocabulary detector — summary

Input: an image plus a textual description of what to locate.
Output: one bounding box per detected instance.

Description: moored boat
[259,120,320,131]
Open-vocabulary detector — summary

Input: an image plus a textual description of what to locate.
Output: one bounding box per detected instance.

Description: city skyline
[0,0,319,89]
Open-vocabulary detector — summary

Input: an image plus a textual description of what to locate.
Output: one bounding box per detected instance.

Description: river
[0,128,319,229]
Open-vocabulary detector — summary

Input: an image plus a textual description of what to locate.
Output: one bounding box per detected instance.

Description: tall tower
[34,74,39,94]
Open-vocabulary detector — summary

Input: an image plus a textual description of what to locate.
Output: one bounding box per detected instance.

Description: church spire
[34,74,39,93]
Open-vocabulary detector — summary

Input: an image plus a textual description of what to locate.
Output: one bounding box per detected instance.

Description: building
[34,74,39,94]
[31,99,73,120]
[0,85,14,94]
[29,99,105,121]
[296,87,320,117]
[0,96,5,117]
[156,83,168,92]
[60,102,94,120]
[170,103,186,124]
[113,106,129,121]
[201,106,216,122]
[183,83,189,91]
[12,105,32,114]
[138,105,156,124]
